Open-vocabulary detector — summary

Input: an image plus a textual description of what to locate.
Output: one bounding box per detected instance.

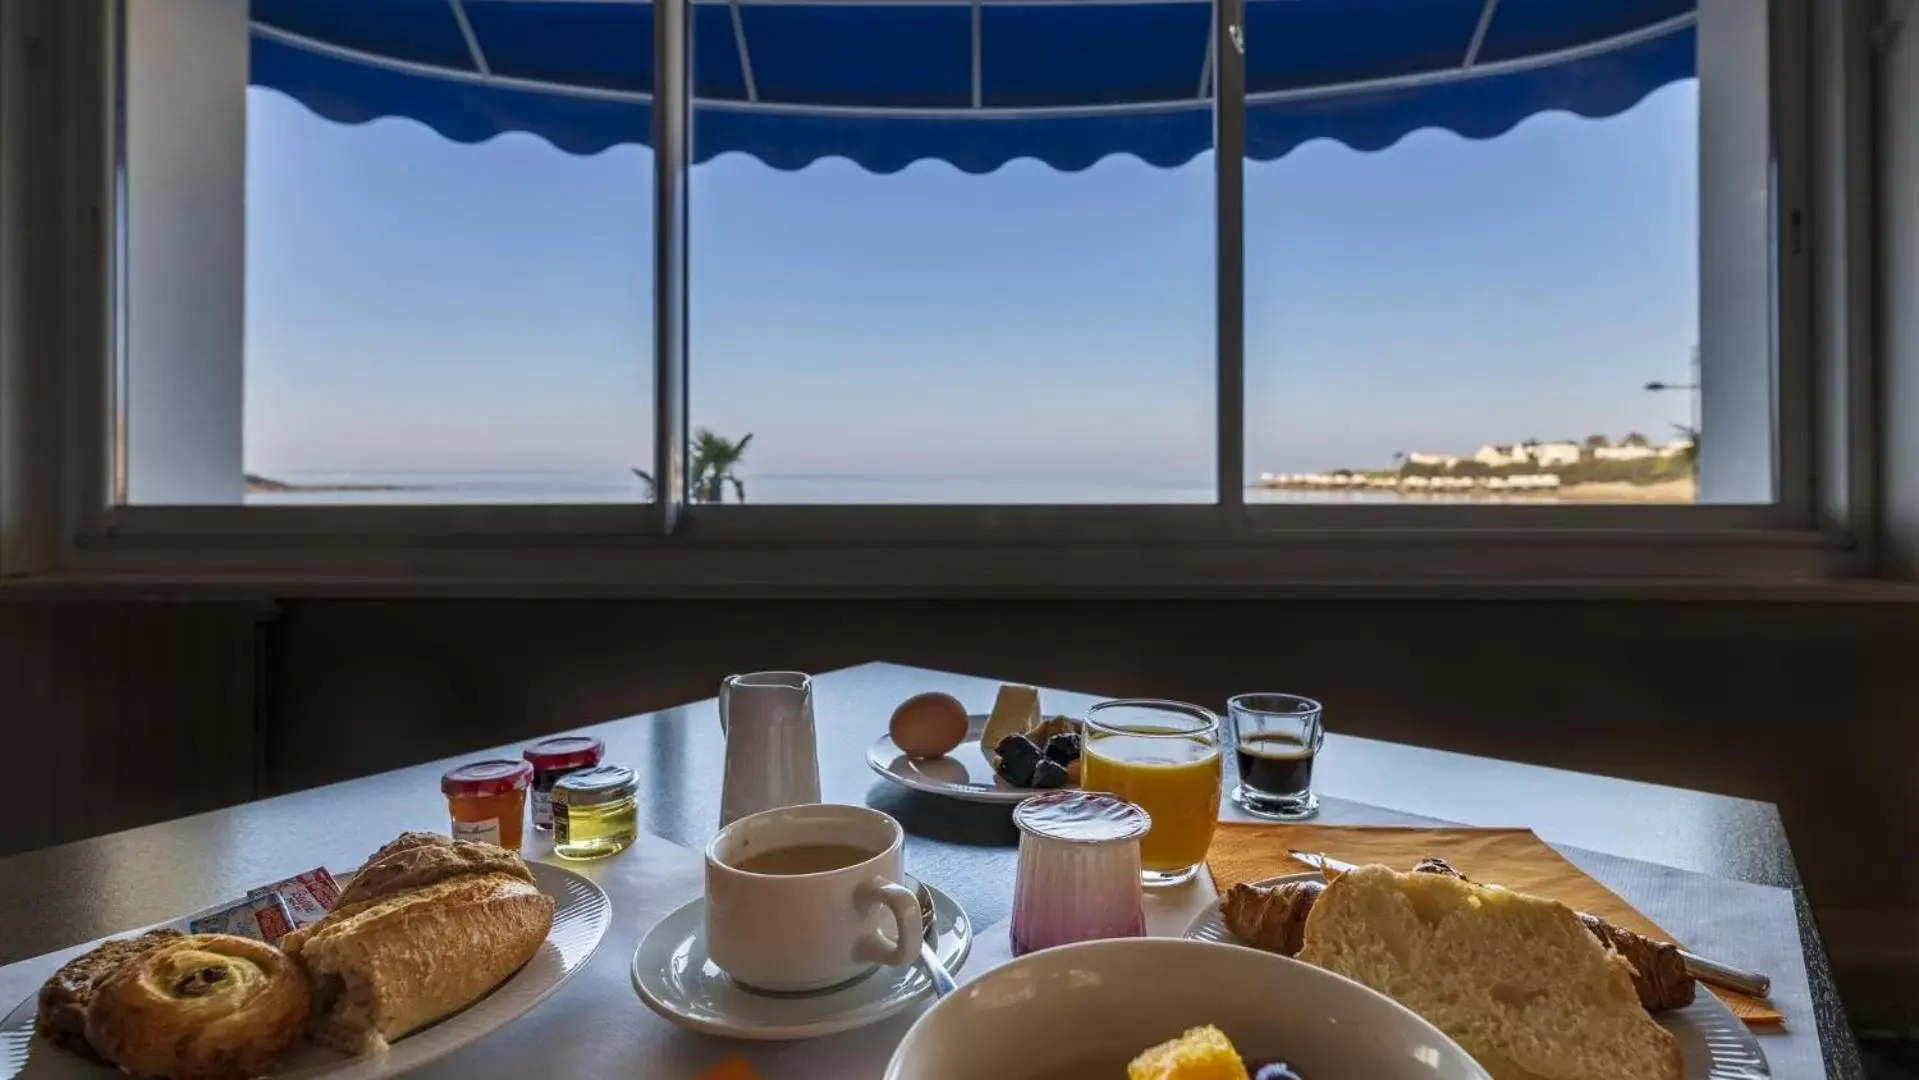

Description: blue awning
[249,0,1697,174]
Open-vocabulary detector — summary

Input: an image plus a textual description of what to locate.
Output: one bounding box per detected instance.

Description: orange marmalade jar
[441,760,533,850]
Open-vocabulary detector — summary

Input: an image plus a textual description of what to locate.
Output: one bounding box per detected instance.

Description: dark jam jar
[523,736,605,832]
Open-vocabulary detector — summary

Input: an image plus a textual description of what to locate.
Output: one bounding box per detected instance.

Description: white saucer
[629,880,973,1041]
[867,715,1078,805]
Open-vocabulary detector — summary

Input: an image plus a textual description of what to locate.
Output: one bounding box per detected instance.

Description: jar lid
[524,736,605,771]
[552,765,638,806]
[442,759,534,797]
[1013,791,1151,844]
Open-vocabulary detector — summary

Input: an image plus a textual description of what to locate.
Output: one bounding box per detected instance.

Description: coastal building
[1406,452,1460,468]
[1531,442,1583,467]
[1595,444,1658,461]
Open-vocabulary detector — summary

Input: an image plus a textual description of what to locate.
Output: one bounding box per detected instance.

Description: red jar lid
[442,759,533,797]
[523,736,605,772]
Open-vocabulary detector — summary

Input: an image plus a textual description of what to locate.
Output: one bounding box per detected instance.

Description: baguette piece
[332,838,532,911]
[287,872,554,1054]
[1297,864,1681,1080]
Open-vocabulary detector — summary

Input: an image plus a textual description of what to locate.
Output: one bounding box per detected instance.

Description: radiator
[0,600,272,856]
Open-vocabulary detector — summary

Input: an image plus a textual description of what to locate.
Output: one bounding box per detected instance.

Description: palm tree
[631,468,656,500]
[1671,423,1700,468]
[689,429,754,503]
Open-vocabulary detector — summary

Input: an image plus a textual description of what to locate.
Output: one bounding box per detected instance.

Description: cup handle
[854,878,925,968]
[718,675,738,737]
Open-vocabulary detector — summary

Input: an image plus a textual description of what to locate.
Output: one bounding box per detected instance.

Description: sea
[242,470,1417,506]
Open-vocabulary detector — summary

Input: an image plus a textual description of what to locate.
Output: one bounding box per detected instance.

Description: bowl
[883,938,1490,1080]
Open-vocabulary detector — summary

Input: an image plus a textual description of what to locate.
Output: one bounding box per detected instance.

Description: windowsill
[3,565,1912,602]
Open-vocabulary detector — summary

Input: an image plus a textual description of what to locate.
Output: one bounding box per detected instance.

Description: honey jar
[551,765,639,860]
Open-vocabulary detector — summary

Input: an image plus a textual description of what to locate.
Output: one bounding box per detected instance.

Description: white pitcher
[718,671,822,827]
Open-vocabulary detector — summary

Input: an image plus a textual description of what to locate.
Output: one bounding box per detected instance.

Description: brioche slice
[1296,865,1681,1080]
[290,872,554,1054]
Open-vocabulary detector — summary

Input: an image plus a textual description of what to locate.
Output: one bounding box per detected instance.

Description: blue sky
[243,81,1696,484]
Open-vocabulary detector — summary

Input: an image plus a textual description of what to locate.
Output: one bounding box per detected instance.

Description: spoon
[910,877,958,998]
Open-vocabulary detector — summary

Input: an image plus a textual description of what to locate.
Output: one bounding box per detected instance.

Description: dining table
[0,661,1863,1079]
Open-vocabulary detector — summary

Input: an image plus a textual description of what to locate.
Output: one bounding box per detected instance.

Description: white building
[1405,451,1460,468]
[1594,444,1659,462]
[1474,444,1522,467]
[1531,442,1583,467]
[1657,439,1695,458]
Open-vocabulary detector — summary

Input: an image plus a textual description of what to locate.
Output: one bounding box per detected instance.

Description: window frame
[2,0,1882,590]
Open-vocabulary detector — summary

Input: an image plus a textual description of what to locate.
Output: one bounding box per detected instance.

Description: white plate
[629,880,972,1041]
[1183,872,1771,1080]
[866,715,1076,805]
[1,861,611,1080]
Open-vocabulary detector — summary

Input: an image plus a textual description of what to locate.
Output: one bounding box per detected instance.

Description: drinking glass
[1226,693,1324,819]
[1079,699,1222,887]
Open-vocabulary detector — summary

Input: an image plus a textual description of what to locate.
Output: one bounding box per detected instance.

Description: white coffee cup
[705,803,924,993]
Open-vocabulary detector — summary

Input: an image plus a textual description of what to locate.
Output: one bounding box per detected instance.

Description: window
[120,0,655,507]
[38,0,1861,584]
[687,3,1215,504]
[1241,0,1775,509]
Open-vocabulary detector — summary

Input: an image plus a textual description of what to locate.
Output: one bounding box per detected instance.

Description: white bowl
[884,938,1490,1080]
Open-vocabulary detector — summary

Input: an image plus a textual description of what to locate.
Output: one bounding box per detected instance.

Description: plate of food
[866,685,1084,805]
[1,832,611,1080]
[1189,866,1770,1080]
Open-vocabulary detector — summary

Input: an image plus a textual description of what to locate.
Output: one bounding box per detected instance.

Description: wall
[264,598,1919,989]
[1884,0,1919,578]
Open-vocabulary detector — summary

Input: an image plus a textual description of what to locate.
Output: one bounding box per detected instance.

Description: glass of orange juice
[1079,699,1222,886]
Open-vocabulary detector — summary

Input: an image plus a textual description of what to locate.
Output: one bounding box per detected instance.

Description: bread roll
[290,872,554,1054]
[1297,864,1681,1080]
[332,838,532,911]
[83,933,310,1080]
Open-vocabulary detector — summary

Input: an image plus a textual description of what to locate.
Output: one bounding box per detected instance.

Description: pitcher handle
[718,674,738,737]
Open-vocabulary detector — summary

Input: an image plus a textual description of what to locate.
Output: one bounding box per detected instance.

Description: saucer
[630,880,973,1041]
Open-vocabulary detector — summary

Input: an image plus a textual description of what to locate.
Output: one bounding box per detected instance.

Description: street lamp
[1644,346,1702,440]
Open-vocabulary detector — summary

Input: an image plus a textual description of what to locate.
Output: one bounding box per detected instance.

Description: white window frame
[0,0,1882,590]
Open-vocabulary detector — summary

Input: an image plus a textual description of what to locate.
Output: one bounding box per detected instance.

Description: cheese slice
[980,683,1041,756]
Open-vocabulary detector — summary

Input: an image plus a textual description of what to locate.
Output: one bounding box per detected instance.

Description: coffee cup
[704,803,924,993]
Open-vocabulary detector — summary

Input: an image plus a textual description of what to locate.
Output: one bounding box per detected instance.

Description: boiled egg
[888,691,970,759]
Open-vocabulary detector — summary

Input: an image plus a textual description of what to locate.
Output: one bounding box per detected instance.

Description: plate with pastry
[1,832,610,1080]
[867,684,1084,805]
[1189,866,1770,1080]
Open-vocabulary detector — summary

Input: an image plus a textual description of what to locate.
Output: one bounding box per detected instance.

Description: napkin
[1205,822,1784,1027]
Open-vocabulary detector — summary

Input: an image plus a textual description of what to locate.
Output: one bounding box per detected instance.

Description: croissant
[83,933,310,1080]
[1220,857,1696,1012]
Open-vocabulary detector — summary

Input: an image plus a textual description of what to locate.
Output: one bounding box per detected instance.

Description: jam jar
[524,736,606,832]
[441,759,534,850]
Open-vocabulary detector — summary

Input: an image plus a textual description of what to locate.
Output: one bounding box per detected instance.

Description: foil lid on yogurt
[1013,790,1151,844]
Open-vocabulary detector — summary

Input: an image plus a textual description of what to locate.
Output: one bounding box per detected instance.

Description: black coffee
[1235,731,1315,797]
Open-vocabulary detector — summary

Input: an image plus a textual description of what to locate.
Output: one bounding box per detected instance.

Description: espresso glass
[1226,693,1323,819]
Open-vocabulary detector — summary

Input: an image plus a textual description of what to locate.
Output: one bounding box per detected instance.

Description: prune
[995,735,1042,786]
[1043,732,1081,765]
[1029,758,1070,789]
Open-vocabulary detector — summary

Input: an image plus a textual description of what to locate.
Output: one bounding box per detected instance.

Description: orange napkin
[1206,822,1784,1027]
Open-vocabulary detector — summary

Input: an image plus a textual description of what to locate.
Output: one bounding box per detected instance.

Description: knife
[1287,850,1772,999]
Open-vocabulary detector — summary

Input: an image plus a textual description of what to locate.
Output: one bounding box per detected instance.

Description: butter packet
[248,867,341,928]
[191,891,296,943]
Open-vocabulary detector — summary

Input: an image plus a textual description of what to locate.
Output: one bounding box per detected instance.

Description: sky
[242,81,1697,485]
